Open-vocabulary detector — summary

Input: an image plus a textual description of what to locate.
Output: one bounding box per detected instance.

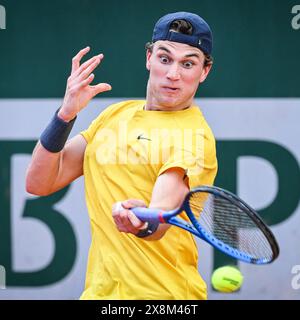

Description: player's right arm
[26,46,111,196]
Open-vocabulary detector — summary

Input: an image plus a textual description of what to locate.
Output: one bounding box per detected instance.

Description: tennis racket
[132,185,279,265]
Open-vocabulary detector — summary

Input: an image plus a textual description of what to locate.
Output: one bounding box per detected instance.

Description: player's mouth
[161,86,180,93]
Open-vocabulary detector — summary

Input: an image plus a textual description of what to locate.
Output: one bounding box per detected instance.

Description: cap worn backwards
[152,12,213,56]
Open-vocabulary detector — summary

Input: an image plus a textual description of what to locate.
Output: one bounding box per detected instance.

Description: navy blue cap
[152,12,213,56]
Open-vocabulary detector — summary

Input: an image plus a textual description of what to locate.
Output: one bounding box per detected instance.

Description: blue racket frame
[132,186,279,265]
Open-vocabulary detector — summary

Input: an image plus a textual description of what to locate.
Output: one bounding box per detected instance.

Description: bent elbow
[25,179,51,197]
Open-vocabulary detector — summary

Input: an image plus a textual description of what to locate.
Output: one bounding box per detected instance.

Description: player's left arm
[112,167,189,240]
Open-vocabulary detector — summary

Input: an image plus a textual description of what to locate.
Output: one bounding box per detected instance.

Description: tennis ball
[211,266,243,293]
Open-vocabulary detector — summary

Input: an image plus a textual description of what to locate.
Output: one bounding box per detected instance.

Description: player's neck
[144,103,191,111]
[145,96,193,111]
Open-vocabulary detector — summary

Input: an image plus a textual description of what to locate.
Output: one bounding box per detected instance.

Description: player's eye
[182,61,195,69]
[159,55,170,64]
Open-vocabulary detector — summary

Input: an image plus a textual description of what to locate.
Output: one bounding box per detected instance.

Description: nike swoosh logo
[137,134,152,141]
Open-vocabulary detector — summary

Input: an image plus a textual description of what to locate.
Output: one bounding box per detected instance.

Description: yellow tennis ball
[211,266,243,293]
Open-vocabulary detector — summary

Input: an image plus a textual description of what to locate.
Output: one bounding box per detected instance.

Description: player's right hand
[112,200,148,235]
[58,46,112,122]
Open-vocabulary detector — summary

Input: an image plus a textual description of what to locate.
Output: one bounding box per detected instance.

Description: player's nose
[166,63,180,81]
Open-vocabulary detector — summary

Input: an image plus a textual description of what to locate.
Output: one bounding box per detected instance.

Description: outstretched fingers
[76,57,102,83]
[64,47,111,113]
[71,46,90,74]
[68,49,111,94]
[69,55,103,85]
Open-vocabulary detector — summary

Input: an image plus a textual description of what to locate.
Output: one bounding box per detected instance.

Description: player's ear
[146,50,152,71]
[199,63,212,84]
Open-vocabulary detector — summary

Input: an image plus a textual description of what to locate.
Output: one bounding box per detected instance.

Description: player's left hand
[112,199,148,235]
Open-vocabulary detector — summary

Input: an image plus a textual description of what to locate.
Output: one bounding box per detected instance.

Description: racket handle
[131,207,164,224]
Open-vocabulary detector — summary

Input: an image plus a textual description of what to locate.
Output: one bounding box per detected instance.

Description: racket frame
[132,185,280,264]
[183,186,279,264]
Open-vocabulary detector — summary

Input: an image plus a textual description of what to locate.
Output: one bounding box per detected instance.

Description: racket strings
[189,192,274,261]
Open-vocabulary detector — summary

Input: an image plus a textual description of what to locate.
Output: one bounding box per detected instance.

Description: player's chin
[159,96,183,109]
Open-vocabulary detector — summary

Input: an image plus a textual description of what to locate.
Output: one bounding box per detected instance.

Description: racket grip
[131,207,164,224]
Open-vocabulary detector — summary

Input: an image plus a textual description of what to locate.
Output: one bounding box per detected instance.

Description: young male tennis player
[26,12,218,299]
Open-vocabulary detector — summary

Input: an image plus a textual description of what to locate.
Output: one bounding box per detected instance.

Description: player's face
[145,41,212,111]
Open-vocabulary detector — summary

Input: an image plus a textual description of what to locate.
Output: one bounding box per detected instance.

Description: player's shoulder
[183,105,214,133]
[93,99,145,123]
[190,104,216,144]
[101,99,144,117]
[82,100,145,143]
[105,99,144,111]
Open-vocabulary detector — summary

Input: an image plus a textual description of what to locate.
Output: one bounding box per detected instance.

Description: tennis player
[26,12,218,299]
